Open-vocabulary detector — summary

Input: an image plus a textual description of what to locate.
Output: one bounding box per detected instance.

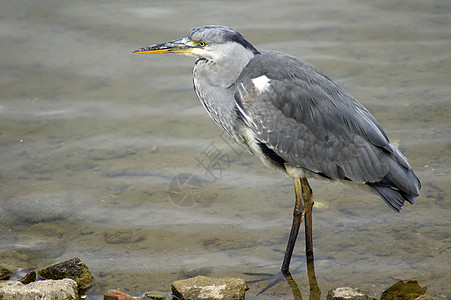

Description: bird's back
[233,50,420,211]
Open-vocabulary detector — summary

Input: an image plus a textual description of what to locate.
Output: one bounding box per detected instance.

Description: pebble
[104,289,137,300]
[19,270,36,284]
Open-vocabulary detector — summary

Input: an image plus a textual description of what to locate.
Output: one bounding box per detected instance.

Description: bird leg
[281,178,305,272]
[301,178,314,253]
[300,178,320,300]
[281,178,314,272]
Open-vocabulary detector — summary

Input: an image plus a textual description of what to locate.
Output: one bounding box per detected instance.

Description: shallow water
[1,0,450,298]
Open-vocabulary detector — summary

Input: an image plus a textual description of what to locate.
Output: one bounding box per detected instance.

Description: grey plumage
[233,50,420,211]
[134,25,421,271]
[179,26,420,212]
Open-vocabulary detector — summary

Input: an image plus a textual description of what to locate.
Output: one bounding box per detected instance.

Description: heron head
[133,25,259,63]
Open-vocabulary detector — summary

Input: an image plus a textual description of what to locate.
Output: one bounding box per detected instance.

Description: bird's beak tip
[133,38,194,55]
[133,47,151,54]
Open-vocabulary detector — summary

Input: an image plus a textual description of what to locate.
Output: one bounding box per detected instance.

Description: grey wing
[235,75,387,182]
[234,53,420,210]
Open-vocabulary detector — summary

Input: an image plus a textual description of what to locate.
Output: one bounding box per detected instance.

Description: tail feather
[369,184,414,212]
[385,158,421,197]
[365,144,421,212]
[367,165,420,212]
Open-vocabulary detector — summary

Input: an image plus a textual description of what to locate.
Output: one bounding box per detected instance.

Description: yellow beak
[133,37,195,55]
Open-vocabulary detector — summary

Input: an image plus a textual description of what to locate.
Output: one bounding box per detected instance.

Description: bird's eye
[198,40,206,47]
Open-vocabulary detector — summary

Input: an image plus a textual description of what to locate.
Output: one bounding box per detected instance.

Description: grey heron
[133,25,421,272]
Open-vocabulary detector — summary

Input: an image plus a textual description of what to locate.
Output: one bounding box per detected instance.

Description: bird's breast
[192,67,240,140]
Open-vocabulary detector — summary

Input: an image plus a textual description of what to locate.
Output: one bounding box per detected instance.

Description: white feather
[251,75,270,94]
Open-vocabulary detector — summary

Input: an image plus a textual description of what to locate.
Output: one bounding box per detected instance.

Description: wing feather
[234,50,405,185]
[233,50,420,211]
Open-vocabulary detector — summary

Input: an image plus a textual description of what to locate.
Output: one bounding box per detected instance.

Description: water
[1,0,450,298]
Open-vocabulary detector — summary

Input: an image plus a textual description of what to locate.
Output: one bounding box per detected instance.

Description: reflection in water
[251,251,428,300]
[304,252,321,300]
[283,271,303,300]
[380,280,427,300]
[247,250,321,300]
[283,251,321,300]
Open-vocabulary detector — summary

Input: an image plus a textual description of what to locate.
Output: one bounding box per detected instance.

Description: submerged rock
[327,287,376,300]
[380,280,427,300]
[172,275,248,300]
[103,289,171,300]
[0,264,16,280]
[37,257,93,286]
[3,189,72,224]
[0,278,77,300]
[104,228,146,244]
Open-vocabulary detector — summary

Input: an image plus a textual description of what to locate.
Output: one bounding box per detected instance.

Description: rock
[327,287,376,300]
[414,296,437,300]
[37,257,93,286]
[171,275,248,300]
[380,280,427,300]
[0,264,16,280]
[142,291,171,299]
[104,289,137,300]
[0,278,77,300]
[19,270,37,284]
[0,239,66,265]
[3,189,72,223]
[104,228,146,244]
